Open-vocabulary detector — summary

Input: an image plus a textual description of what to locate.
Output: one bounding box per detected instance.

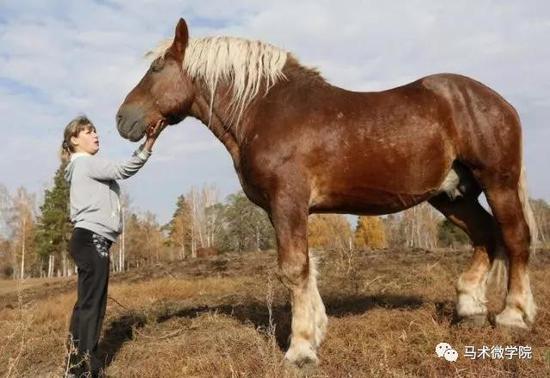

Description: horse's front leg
[269,194,327,366]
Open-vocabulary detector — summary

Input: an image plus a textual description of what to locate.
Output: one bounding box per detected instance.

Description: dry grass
[1,248,549,377]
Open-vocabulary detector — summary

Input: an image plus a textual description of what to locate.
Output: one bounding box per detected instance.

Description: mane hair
[148,36,290,126]
[283,55,327,85]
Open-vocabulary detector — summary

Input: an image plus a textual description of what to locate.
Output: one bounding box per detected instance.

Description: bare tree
[187,184,220,257]
[7,187,37,279]
[400,203,440,249]
[384,214,406,248]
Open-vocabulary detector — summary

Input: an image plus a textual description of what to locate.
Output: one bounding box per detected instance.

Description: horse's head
[117,18,194,142]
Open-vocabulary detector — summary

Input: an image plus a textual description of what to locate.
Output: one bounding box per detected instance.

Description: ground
[1,248,549,377]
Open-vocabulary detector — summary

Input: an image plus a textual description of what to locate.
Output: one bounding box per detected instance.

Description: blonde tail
[518,165,539,255]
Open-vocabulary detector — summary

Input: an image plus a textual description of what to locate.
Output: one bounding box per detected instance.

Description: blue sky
[1,0,549,226]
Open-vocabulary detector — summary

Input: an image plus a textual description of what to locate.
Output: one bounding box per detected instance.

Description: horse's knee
[278,259,308,288]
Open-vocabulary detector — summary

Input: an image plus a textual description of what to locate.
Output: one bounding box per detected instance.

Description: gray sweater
[64,146,151,242]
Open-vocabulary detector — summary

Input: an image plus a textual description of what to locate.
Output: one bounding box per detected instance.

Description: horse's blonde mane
[148,36,288,127]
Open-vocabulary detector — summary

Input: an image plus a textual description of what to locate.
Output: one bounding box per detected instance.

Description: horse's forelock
[145,39,173,60]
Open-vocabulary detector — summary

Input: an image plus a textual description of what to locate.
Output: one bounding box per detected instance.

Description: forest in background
[1,161,549,279]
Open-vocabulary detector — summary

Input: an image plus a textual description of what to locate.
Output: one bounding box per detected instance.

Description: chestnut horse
[117,18,537,365]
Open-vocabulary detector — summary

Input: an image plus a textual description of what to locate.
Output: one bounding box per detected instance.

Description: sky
[1,0,549,226]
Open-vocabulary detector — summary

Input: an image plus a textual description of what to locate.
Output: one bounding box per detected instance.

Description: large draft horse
[117,19,537,365]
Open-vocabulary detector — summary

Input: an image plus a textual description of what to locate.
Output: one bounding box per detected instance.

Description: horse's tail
[518,165,539,255]
[488,165,538,291]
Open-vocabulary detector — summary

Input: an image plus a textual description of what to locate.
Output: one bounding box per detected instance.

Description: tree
[205,202,225,249]
[0,184,12,277]
[123,213,145,268]
[437,218,469,248]
[0,237,11,278]
[308,214,352,252]
[7,187,37,279]
[0,184,10,239]
[383,213,406,248]
[354,216,387,250]
[35,162,72,277]
[220,191,275,252]
[187,185,220,256]
[165,195,192,259]
[124,211,166,267]
[531,198,550,247]
[141,211,165,263]
[400,203,440,249]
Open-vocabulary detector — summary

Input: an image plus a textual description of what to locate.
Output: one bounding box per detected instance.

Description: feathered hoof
[284,341,318,369]
[456,293,487,319]
[495,308,530,330]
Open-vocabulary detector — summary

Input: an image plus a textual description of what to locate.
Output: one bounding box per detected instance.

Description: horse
[116,18,537,366]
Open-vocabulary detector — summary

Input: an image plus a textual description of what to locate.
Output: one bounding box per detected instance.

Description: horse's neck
[188,67,326,161]
[190,87,241,164]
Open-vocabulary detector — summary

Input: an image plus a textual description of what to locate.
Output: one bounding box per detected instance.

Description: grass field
[1,248,549,377]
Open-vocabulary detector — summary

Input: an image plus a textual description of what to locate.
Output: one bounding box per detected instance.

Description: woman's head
[60,115,99,162]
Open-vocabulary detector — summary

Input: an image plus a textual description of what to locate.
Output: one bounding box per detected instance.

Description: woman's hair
[60,115,96,163]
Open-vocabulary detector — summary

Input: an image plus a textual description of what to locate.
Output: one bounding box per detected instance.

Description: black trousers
[68,227,112,373]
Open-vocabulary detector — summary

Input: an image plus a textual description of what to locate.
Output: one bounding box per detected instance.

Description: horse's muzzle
[116,105,147,142]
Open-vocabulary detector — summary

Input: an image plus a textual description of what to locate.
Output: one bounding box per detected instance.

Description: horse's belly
[308,162,476,215]
[308,185,434,215]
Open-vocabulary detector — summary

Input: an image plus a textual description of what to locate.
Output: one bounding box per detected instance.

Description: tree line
[1,162,549,279]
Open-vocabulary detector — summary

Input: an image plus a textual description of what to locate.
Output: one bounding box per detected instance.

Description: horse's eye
[151,57,165,72]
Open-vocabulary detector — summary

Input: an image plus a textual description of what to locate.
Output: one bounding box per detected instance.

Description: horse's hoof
[284,342,318,368]
[495,308,530,330]
[458,313,488,328]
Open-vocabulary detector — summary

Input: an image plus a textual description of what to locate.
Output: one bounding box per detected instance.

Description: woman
[61,115,162,376]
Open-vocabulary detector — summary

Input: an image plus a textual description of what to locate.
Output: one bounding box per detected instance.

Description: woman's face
[71,127,99,155]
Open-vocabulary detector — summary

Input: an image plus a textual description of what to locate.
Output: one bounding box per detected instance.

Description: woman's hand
[143,120,165,152]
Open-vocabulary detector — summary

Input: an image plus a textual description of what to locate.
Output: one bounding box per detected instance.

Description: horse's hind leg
[269,193,327,366]
[429,194,498,325]
[483,183,536,329]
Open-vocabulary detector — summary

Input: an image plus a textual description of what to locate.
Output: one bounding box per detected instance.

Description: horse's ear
[170,18,189,59]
